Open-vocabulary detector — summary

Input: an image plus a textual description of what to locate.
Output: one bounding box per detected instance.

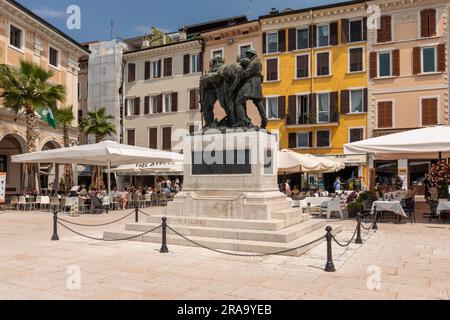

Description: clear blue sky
[18,0,350,43]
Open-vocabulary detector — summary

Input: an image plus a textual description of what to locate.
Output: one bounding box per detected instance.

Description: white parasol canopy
[12,140,184,195]
[344,126,450,160]
[109,162,184,175]
[278,149,345,174]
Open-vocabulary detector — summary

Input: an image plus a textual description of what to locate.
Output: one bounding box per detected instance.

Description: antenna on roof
[110,19,114,40]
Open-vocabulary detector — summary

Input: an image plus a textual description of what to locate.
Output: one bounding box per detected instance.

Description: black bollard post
[135,205,139,223]
[160,217,169,253]
[324,226,336,272]
[355,213,363,244]
[372,207,379,231]
[51,210,59,241]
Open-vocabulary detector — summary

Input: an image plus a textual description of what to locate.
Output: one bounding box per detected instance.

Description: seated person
[291,186,301,200]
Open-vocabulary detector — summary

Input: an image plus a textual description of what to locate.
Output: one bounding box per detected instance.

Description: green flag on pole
[37,107,57,129]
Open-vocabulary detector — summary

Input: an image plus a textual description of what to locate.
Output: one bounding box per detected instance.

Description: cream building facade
[123,39,203,152]
[0,0,88,195]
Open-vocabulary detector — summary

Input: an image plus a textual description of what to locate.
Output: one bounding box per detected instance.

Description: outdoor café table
[436,200,450,216]
[371,200,408,219]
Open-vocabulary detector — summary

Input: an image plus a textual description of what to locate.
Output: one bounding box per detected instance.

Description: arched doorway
[0,134,27,197]
[40,140,62,194]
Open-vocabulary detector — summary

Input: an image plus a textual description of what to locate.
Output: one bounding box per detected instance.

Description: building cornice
[124,40,202,60]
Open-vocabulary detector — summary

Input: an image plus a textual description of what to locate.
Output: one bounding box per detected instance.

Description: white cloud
[33,7,66,19]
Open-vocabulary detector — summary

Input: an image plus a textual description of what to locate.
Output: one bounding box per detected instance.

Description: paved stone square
[0,209,449,300]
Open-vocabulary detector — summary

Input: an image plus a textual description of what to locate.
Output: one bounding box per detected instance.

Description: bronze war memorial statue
[200,48,268,130]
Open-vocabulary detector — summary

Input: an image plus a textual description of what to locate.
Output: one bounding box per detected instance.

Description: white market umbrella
[344,126,450,160]
[110,162,184,176]
[278,149,345,174]
[12,140,184,195]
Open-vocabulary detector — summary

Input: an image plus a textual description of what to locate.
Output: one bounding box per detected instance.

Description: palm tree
[0,60,66,191]
[79,107,116,189]
[55,105,75,191]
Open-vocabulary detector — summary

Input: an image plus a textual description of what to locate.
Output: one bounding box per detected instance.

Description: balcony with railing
[287,108,339,126]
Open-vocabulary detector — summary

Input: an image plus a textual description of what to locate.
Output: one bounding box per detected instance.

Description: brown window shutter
[377,17,384,42]
[341,19,349,44]
[128,63,135,82]
[385,16,392,42]
[362,17,367,41]
[329,22,338,45]
[156,60,162,78]
[309,132,313,148]
[296,55,309,78]
[370,52,377,78]
[378,102,393,128]
[288,28,296,51]
[413,47,421,75]
[288,133,297,149]
[310,93,316,122]
[438,43,446,72]
[171,92,178,112]
[262,32,267,54]
[125,99,128,116]
[330,92,338,117]
[134,97,140,115]
[162,127,172,151]
[189,89,196,110]
[183,54,190,74]
[287,95,297,125]
[144,96,150,114]
[421,10,429,37]
[157,94,163,113]
[429,9,436,37]
[392,49,400,76]
[163,57,172,77]
[149,128,157,149]
[144,61,150,80]
[127,129,135,146]
[278,29,286,52]
[341,90,349,114]
[363,88,368,113]
[278,96,286,119]
[309,25,316,48]
[422,98,438,126]
[266,58,278,81]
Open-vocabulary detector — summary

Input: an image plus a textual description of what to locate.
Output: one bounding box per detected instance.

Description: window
[378,52,392,77]
[189,89,199,110]
[127,129,135,146]
[349,19,363,42]
[297,132,311,148]
[151,96,159,114]
[422,98,438,126]
[422,47,437,73]
[266,58,278,81]
[49,47,59,68]
[377,101,393,128]
[349,47,363,72]
[266,97,279,120]
[349,128,364,143]
[128,63,136,82]
[191,53,201,73]
[239,45,251,59]
[316,131,330,148]
[267,32,278,53]
[9,24,23,50]
[164,93,172,112]
[316,52,330,76]
[151,60,161,79]
[212,49,223,59]
[296,54,309,78]
[350,90,364,113]
[297,28,309,50]
[317,25,330,47]
[297,95,309,124]
[126,98,134,116]
[420,9,437,38]
[317,93,330,123]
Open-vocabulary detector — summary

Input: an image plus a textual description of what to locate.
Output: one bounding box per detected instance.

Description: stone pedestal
[168,129,292,220]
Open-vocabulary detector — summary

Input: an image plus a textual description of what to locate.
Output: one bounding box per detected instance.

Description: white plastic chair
[320,199,344,219]
[102,196,111,211]
[18,196,30,211]
[40,196,50,211]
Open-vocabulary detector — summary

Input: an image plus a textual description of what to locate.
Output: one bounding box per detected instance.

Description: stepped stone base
[103,130,341,256]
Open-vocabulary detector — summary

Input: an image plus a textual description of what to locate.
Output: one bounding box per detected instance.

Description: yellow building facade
[260,1,369,190]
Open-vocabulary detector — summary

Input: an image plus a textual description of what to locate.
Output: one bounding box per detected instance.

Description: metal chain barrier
[138,209,152,217]
[331,225,358,248]
[57,210,136,227]
[57,221,161,242]
[166,225,325,257]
